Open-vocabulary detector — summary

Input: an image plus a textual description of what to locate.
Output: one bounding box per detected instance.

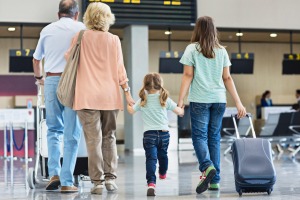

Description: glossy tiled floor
[1,145,300,200]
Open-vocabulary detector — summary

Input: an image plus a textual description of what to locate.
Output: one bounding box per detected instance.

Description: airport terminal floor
[1,146,300,200]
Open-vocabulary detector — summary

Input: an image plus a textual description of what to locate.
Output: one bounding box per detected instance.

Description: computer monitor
[282,60,300,74]
[230,59,254,74]
[159,57,183,73]
[9,56,34,72]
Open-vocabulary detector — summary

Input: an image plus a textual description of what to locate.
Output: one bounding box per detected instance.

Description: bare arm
[32,58,44,85]
[222,67,246,118]
[177,66,194,107]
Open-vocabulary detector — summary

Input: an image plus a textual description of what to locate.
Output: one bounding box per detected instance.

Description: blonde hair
[83,2,115,32]
[139,73,169,107]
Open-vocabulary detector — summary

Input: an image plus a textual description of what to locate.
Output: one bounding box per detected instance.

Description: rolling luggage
[231,114,276,196]
[27,86,89,189]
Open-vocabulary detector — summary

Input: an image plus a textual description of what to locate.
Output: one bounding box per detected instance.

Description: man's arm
[32,58,44,85]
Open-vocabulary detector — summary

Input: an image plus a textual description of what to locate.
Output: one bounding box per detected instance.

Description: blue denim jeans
[143,130,170,184]
[190,102,226,184]
[44,76,82,186]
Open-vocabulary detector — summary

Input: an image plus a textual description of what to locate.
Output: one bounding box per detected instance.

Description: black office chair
[288,112,300,158]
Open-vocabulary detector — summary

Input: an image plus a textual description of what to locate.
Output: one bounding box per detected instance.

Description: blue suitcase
[231,114,276,196]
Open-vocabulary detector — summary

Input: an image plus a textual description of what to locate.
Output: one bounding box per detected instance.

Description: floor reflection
[1,146,300,200]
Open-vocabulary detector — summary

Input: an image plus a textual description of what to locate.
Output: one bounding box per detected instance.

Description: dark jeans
[190,102,226,184]
[143,130,170,184]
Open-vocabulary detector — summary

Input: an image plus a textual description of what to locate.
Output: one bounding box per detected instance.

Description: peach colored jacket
[65,30,128,110]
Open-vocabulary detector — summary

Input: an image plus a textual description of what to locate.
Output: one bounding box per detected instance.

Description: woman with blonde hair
[65,2,134,195]
[178,16,246,194]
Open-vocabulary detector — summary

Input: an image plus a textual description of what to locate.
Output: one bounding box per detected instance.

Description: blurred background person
[296,89,300,107]
[261,90,273,107]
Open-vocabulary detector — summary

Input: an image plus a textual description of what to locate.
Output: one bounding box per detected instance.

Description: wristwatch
[34,75,43,80]
[124,87,131,92]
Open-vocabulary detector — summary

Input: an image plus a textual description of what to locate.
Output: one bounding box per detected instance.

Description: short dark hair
[59,0,79,18]
[297,89,300,95]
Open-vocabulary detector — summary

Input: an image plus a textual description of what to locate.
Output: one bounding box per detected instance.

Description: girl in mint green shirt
[127,73,184,196]
[178,16,246,194]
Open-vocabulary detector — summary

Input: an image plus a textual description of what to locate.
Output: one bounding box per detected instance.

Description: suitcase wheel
[239,190,242,196]
[267,189,272,195]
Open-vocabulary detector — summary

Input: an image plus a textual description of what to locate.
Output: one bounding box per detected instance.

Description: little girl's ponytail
[139,86,147,107]
[139,72,168,107]
[160,87,169,107]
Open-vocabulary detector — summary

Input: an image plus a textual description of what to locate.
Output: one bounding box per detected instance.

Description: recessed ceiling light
[8,27,16,32]
[165,31,172,35]
[270,33,277,37]
[236,32,243,37]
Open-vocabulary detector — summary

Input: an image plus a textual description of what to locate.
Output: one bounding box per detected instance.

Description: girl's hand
[179,106,185,117]
[127,104,135,114]
[236,102,246,119]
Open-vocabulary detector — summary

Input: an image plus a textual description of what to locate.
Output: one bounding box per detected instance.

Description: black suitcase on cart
[231,114,276,196]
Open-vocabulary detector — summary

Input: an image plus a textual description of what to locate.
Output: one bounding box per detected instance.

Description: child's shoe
[208,183,220,191]
[147,183,156,196]
[196,166,216,194]
[159,173,167,180]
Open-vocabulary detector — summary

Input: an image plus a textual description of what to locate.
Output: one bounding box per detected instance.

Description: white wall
[0,0,77,23]
[198,0,300,30]
[1,0,300,30]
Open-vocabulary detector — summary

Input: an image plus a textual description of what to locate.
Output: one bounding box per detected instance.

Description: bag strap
[76,30,85,45]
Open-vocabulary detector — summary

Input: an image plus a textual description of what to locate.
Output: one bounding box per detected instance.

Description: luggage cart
[27,86,89,189]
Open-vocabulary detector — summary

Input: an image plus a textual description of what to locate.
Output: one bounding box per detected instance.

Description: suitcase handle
[231,113,252,118]
[231,113,256,139]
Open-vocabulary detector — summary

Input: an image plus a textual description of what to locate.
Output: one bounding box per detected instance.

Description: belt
[46,72,63,77]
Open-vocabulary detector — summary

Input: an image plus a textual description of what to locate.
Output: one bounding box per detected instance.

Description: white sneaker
[105,179,118,192]
[91,183,104,195]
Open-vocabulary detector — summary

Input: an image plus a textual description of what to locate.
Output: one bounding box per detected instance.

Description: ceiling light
[236,32,243,37]
[165,31,172,35]
[8,27,16,32]
[270,33,277,37]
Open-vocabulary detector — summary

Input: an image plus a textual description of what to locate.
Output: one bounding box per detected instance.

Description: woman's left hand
[125,92,135,106]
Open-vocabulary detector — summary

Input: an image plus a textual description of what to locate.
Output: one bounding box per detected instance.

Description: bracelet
[34,75,43,80]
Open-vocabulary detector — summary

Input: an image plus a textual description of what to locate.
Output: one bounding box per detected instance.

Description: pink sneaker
[159,173,167,180]
[147,183,156,196]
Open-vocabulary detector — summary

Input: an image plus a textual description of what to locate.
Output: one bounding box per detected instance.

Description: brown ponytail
[139,86,147,107]
[139,72,168,107]
[160,87,169,107]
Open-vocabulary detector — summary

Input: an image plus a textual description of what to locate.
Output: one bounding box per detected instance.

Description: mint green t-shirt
[180,43,231,103]
[133,93,177,132]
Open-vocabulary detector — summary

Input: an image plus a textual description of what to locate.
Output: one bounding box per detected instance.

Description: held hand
[125,92,135,106]
[236,102,246,119]
[179,105,185,117]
